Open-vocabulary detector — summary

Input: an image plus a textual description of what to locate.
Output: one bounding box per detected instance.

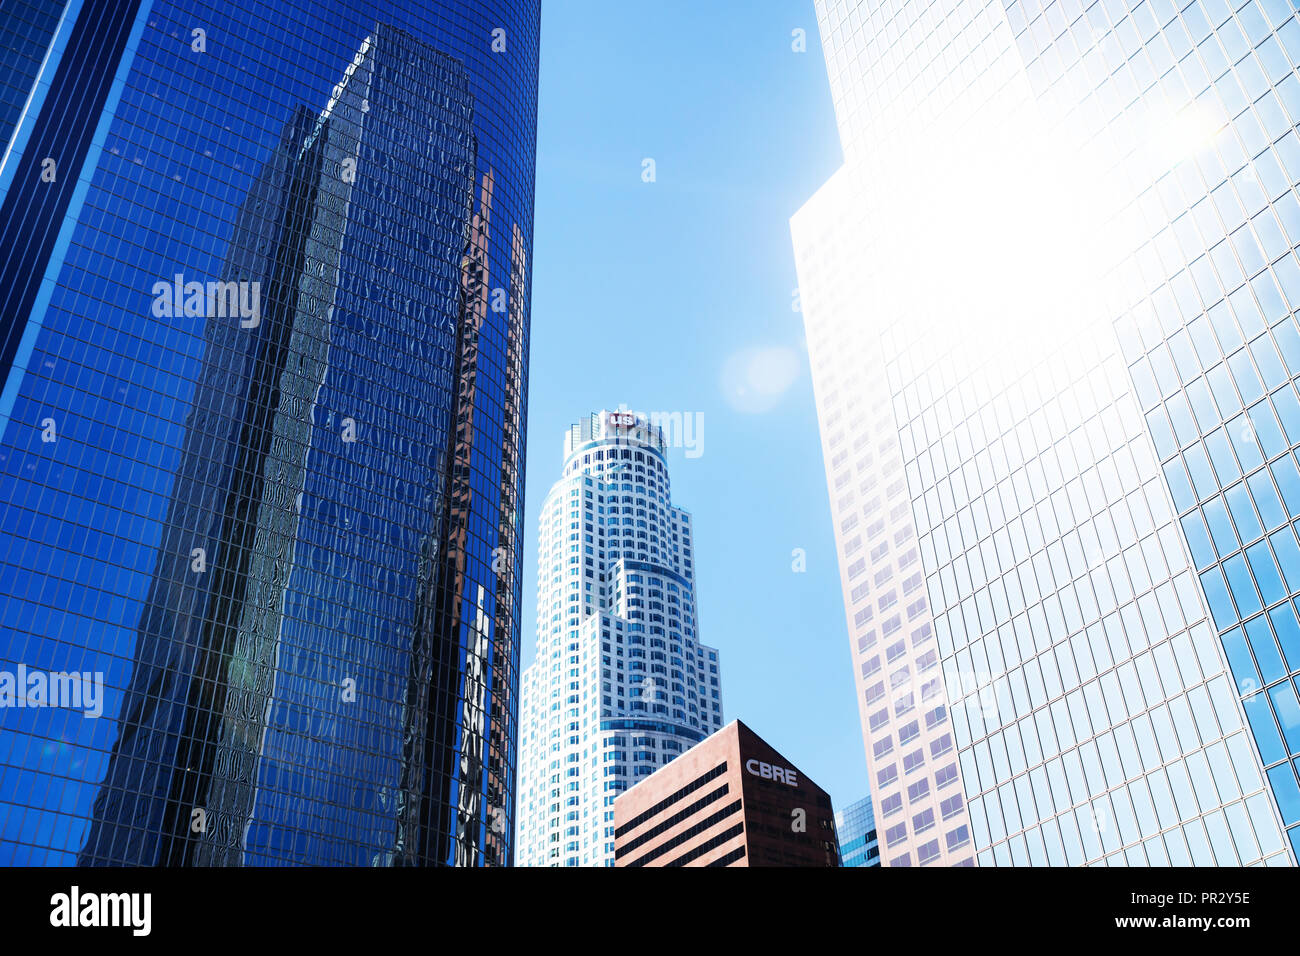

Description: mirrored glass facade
[795,0,1300,865]
[0,0,537,866]
[836,793,883,866]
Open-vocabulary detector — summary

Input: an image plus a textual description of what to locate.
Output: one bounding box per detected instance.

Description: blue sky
[523,0,868,807]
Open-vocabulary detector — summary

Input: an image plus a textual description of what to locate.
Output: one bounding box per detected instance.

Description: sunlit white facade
[794,0,1300,866]
[516,411,723,866]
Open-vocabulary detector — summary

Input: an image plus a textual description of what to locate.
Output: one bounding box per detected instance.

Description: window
[899,719,920,744]
[935,763,959,789]
[903,749,925,774]
[917,839,941,865]
[945,825,970,851]
[940,793,964,820]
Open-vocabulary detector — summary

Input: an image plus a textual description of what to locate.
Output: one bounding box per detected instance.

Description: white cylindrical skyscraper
[517,410,723,866]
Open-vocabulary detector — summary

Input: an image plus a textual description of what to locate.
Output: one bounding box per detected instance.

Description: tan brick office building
[614,719,840,867]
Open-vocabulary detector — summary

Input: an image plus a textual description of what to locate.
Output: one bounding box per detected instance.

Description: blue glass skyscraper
[835,794,882,867]
[0,0,537,866]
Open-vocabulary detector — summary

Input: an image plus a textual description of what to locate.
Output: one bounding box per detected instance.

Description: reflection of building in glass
[0,0,537,866]
[795,0,1300,866]
[613,719,840,868]
[516,412,724,866]
[440,171,530,867]
[836,794,881,868]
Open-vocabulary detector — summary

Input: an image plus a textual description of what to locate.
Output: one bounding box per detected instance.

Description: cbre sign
[746,758,798,787]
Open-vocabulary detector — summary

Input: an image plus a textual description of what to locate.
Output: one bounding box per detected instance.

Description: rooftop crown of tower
[563,408,669,464]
